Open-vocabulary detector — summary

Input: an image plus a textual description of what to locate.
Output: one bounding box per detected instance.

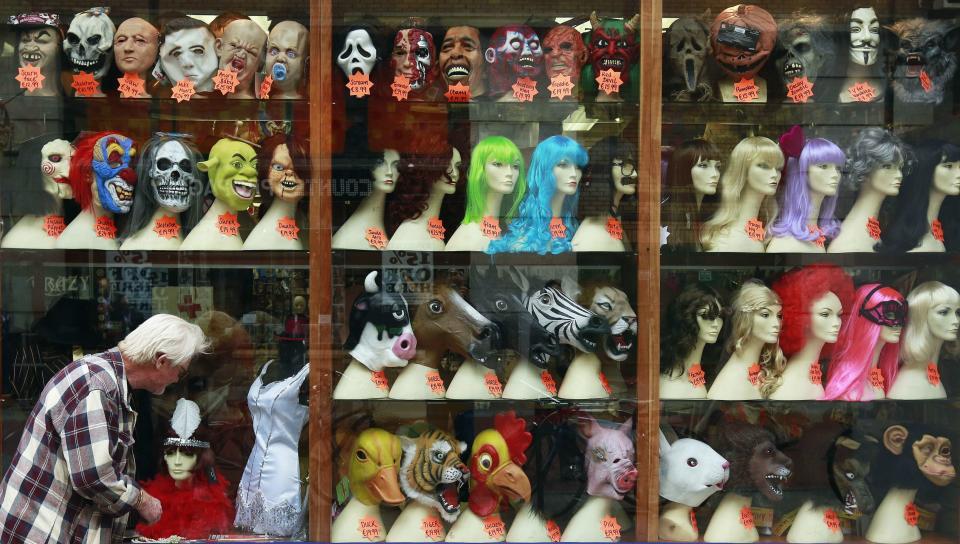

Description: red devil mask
[390,28,438,91]
[588,12,640,85]
[484,25,544,94]
[710,4,777,80]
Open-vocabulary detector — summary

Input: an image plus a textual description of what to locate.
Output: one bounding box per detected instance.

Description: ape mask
[543,25,587,83]
[776,14,833,89]
[580,415,637,500]
[876,424,956,491]
[710,423,792,502]
[484,25,544,95]
[888,18,960,105]
[337,27,377,78]
[665,16,712,101]
[198,137,258,211]
[391,26,437,91]
[710,4,777,80]
[64,7,115,79]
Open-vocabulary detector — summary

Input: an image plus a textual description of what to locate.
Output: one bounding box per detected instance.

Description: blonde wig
[700,137,784,251]
[724,280,787,398]
[902,281,960,367]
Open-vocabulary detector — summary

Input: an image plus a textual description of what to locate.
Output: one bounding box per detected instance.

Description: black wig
[661,283,723,378]
[580,136,637,221]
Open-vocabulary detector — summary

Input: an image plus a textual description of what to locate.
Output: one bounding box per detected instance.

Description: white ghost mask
[337,29,377,77]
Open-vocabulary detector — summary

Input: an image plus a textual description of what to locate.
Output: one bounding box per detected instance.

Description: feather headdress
[164,398,209,449]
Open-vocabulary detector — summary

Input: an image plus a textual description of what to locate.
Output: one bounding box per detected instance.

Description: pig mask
[580,415,637,500]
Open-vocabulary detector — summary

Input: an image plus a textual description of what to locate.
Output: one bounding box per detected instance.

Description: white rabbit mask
[659,429,730,507]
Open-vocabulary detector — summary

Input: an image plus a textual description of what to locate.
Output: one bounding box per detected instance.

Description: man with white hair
[0,314,210,544]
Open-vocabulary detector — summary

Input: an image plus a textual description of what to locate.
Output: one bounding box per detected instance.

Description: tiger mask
[399,430,469,522]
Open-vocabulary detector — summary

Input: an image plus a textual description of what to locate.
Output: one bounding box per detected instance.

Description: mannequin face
[809,291,843,344]
[268,143,305,203]
[880,324,902,344]
[199,139,258,211]
[751,304,782,344]
[553,158,582,196]
[696,306,723,344]
[150,140,195,213]
[849,8,880,67]
[440,26,484,90]
[927,302,960,341]
[746,156,782,196]
[293,295,306,314]
[114,18,159,74]
[867,163,903,196]
[808,163,841,196]
[932,160,960,195]
[159,27,218,90]
[338,29,377,77]
[691,156,721,196]
[611,155,637,196]
[485,156,520,194]
[217,20,266,87]
[371,149,400,193]
[391,29,436,91]
[543,25,587,81]
[266,21,309,90]
[41,139,73,200]
[19,27,60,71]
[164,448,198,481]
[434,148,461,196]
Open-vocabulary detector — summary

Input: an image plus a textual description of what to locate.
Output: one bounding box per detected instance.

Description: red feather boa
[136,471,235,540]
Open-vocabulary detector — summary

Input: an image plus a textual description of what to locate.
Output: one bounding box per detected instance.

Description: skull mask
[64,7,115,79]
[151,140,195,213]
[775,15,833,87]
[337,28,377,77]
[667,17,710,95]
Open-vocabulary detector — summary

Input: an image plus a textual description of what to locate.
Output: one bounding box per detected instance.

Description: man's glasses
[613,161,636,176]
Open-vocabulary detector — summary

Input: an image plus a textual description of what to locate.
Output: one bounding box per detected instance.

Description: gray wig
[842,128,908,192]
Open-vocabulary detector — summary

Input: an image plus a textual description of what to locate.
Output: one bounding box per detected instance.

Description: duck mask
[710,4,777,80]
[484,25,543,95]
[198,138,258,211]
[93,134,137,213]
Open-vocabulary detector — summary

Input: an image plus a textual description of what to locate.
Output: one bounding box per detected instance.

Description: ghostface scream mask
[337,28,377,77]
[543,25,587,82]
[588,12,640,83]
[710,4,777,80]
[391,28,437,91]
[776,15,832,85]
[64,7,115,79]
[92,134,137,214]
[151,140,195,213]
[667,17,710,94]
[484,25,544,94]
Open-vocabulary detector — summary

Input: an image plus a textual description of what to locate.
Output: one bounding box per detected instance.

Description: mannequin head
[772,264,854,357]
[661,283,723,378]
[663,137,722,248]
[583,12,640,100]
[198,137,258,211]
[770,134,845,243]
[775,14,833,87]
[439,26,484,94]
[114,18,159,75]
[257,134,309,218]
[580,136,637,221]
[387,139,463,234]
[543,25,587,83]
[665,16,711,97]
[337,26,378,78]
[701,137,784,251]
[579,415,637,500]
[900,282,960,370]
[64,8,115,79]
[159,398,215,485]
[10,12,63,77]
[843,127,907,195]
[725,280,786,398]
[390,25,438,92]
[888,19,960,104]
[265,21,309,93]
[462,136,526,224]
[216,20,267,90]
[488,135,588,254]
[371,149,401,193]
[125,133,205,237]
[709,4,777,80]
[157,18,218,91]
[68,132,138,214]
[823,284,906,400]
[484,25,543,95]
[848,7,879,67]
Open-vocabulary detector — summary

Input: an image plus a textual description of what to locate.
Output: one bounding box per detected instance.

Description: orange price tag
[444,81,471,102]
[347,72,373,98]
[809,362,823,385]
[869,367,885,390]
[171,79,196,102]
[43,215,66,238]
[426,370,445,395]
[484,371,503,397]
[867,217,882,240]
[824,509,840,533]
[927,363,941,386]
[786,76,814,103]
[213,69,240,95]
[421,516,444,541]
[391,74,411,101]
[511,76,538,102]
[94,216,117,240]
[747,363,761,386]
[600,515,622,541]
[481,216,501,239]
[217,212,241,237]
[365,227,387,249]
[548,73,574,100]
[905,503,919,526]
[541,370,558,396]
[259,75,274,99]
[546,519,561,542]
[920,70,933,93]
[117,72,146,98]
[482,515,505,540]
[371,370,389,391]
[932,219,944,242]
[606,216,623,240]
[599,372,613,395]
[16,65,44,91]
[740,505,755,529]
[71,71,100,97]
[809,225,826,248]
[549,217,567,239]
[596,69,624,96]
[733,78,760,102]
[153,215,180,240]
[689,509,698,533]
[848,81,877,102]
[276,216,300,240]
[687,364,706,388]
[358,516,383,541]
[428,217,445,240]
[745,218,765,241]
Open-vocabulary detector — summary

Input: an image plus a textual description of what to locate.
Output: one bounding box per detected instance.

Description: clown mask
[114,18,159,75]
[159,26,218,91]
[268,143,305,203]
[216,20,267,91]
[588,12,639,83]
[265,21,309,93]
[710,4,777,80]
[485,25,544,93]
[337,28,377,77]
[439,26,484,93]
[41,139,73,200]
[543,25,587,83]
[150,140,195,213]
[199,138,258,211]
[64,8,115,79]
[92,134,137,214]
[391,28,437,91]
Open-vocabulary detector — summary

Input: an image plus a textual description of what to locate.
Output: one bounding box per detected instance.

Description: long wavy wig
[769,138,845,243]
[898,281,960,382]
[663,138,722,249]
[461,136,526,225]
[661,283,723,378]
[488,135,588,254]
[725,280,787,398]
[386,135,465,235]
[771,264,854,357]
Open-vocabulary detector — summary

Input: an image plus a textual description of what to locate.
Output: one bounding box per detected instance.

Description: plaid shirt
[0,349,142,544]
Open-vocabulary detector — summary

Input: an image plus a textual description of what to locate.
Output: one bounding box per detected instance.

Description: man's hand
[137,491,162,524]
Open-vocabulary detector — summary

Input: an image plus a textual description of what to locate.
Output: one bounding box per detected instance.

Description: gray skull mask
[151,140,194,213]
[64,8,115,79]
[668,17,710,93]
[776,15,832,85]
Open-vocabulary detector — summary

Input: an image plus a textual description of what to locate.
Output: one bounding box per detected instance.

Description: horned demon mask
[710,4,777,80]
[390,27,438,91]
[64,7,115,79]
[588,12,640,84]
[776,14,833,88]
[666,16,711,99]
[888,18,960,105]
[484,25,543,95]
[198,138,258,211]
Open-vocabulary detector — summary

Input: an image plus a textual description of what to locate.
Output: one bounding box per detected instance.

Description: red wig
[772,264,855,357]
[67,131,130,211]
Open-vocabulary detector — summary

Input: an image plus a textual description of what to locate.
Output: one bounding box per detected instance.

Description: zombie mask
[543,25,587,82]
[888,18,960,105]
[337,27,377,77]
[776,15,832,87]
[580,416,638,501]
[93,134,137,214]
[216,20,266,90]
[667,17,711,95]
[150,140,195,213]
[158,22,218,91]
[710,4,777,80]
[484,25,544,94]
[440,26,484,93]
[64,7,115,79]
[198,138,258,211]
[265,21,308,93]
[391,27,437,91]
[114,18,159,75]
[849,7,880,67]
[41,139,73,200]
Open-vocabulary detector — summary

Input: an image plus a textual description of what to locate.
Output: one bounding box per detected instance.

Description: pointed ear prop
[198,156,218,173]
[883,425,909,455]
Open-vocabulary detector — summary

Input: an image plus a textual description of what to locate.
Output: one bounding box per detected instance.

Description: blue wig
[488,135,588,254]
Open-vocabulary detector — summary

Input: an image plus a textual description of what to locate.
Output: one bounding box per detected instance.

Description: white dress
[235,361,310,537]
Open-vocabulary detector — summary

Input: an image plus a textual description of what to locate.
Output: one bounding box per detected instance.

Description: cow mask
[710,4,777,80]
[888,18,960,105]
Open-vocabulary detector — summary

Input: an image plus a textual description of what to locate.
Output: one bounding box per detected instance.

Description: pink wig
[772,264,855,357]
[822,284,905,401]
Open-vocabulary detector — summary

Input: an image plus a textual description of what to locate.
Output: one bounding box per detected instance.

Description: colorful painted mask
[588,12,640,83]
[543,25,587,82]
[198,138,258,211]
[581,415,637,500]
[710,4,777,80]
[92,134,137,214]
[439,26,484,93]
[337,28,377,77]
[390,27,437,91]
[41,139,73,200]
[484,25,543,94]
[64,7,115,79]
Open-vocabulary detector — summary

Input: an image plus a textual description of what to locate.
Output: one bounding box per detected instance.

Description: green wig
[462,136,527,224]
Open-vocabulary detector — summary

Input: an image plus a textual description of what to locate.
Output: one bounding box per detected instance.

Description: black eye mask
[859,285,907,327]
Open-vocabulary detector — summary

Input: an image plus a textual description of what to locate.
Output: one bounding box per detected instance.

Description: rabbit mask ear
[659,429,672,456]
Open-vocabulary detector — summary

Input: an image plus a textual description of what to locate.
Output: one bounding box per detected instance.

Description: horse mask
[888,18,960,105]
[411,281,500,368]
[710,4,777,80]
[345,271,417,372]
[580,415,637,500]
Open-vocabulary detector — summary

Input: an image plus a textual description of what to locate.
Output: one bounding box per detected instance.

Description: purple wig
[770,138,844,242]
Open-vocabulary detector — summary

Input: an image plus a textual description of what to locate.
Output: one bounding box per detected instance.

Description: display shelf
[332,397,638,409]
[0,249,309,269]
[661,102,891,127]
[661,252,958,270]
[445,100,640,124]
[331,249,639,269]
[660,398,960,409]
